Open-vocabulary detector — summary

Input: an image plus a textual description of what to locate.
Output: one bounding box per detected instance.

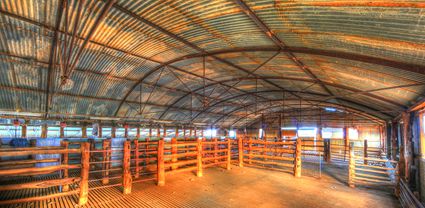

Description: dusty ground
[1,164,400,208]
[108,164,400,208]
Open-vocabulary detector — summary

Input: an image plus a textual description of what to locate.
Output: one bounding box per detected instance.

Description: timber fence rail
[348,142,398,190]
[0,142,89,206]
[239,137,301,177]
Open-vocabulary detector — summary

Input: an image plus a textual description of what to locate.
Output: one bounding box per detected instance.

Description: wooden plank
[0,177,80,191]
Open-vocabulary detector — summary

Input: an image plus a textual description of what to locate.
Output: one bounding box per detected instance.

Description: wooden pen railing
[240,138,301,177]
[0,142,89,206]
[347,142,398,189]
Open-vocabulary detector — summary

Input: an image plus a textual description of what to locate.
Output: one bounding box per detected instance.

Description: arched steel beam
[160,76,414,121]
[189,89,394,121]
[113,3,297,116]
[215,100,385,127]
[115,46,422,117]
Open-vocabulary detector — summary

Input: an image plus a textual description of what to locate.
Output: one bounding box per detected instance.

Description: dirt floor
[1,164,400,208]
[78,164,400,208]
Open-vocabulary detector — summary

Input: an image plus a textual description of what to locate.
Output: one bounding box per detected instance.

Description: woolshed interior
[0,0,425,208]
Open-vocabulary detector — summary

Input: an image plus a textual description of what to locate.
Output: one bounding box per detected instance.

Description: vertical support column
[401,112,410,181]
[348,142,355,188]
[197,139,203,177]
[183,127,186,138]
[98,123,102,138]
[102,139,111,185]
[60,126,65,138]
[157,128,161,138]
[227,139,231,170]
[61,140,69,191]
[163,126,167,137]
[344,127,349,161]
[111,126,116,138]
[189,128,193,137]
[214,138,218,163]
[157,139,165,186]
[79,142,90,206]
[134,139,140,179]
[146,137,151,171]
[201,129,204,137]
[41,124,47,138]
[363,139,368,165]
[238,136,244,167]
[278,114,282,140]
[22,120,28,138]
[194,128,197,138]
[82,124,87,138]
[294,138,302,177]
[171,138,178,170]
[175,127,179,138]
[124,126,129,138]
[395,163,400,197]
[324,139,331,163]
[248,138,252,164]
[88,138,95,169]
[136,127,140,139]
[149,127,152,138]
[123,140,132,194]
[263,140,267,161]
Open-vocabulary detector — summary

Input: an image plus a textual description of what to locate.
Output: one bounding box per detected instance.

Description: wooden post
[171,138,178,170]
[146,137,150,171]
[363,139,368,165]
[395,163,400,197]
[238,136,244,167]
[98,123,102,138]
[79,142,90,206]
[214,138,218,163]
[294,138,302,177]
[149,127,152,137]
[89,138,96,169]
[41,124,47,138]
[325,139,331,163]
[183,127,186,137]
[61,140,69,191]
[248,138,252,164]
[391,121,398,160]
[136,127,140,138]
[123,140,132,194]
[134,139,140,179]
[82,124,87,138]
[344,127,349,161]
[102,139,111,185]
[197,139,203,177]
[201,129,204,137]
[163,126,167,137]
[60,125,65,138]
[348,142,355,188]
[111,126,116,138]
[175,127,179,138]
[157,128,160,138]
[263,140,267,161]
[124,127,129,138]
[157,139,165,186]
[227,139,231,170]
[189,128,193,137]
[22,120,28,138]
[194,128,197,137]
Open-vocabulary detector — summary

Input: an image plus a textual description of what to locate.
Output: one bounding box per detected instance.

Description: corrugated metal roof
[0,0,424,127]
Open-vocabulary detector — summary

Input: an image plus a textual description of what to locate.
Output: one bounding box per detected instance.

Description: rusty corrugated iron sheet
[0,0,424,127]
